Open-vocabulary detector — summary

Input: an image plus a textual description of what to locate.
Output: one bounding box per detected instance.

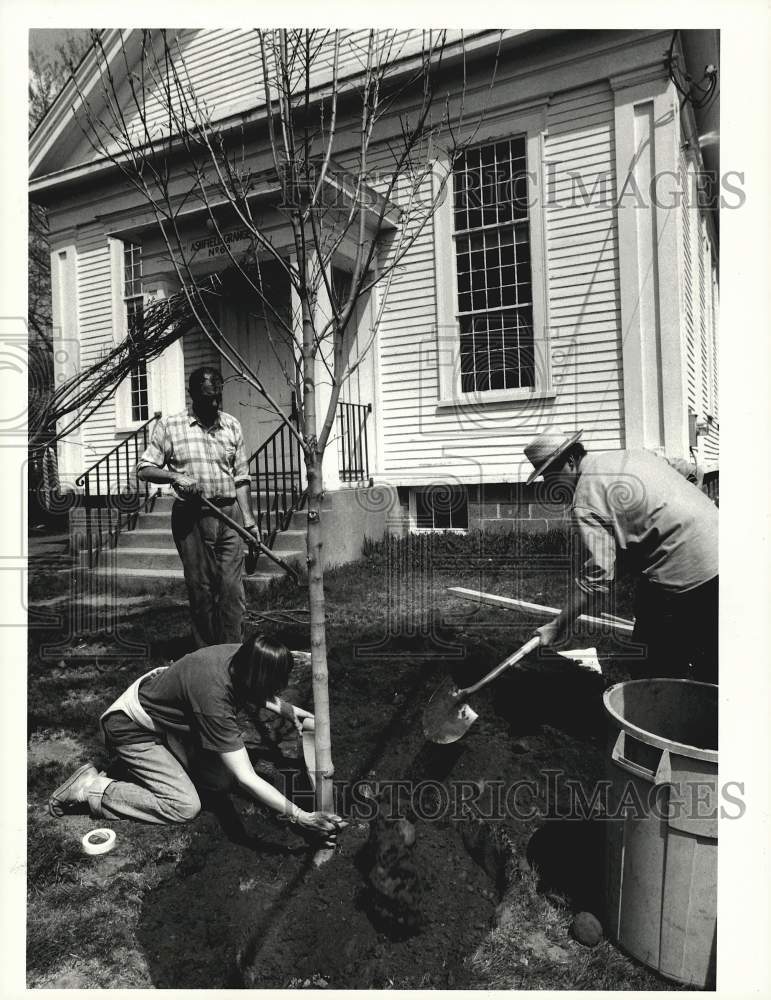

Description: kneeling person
[49,635,341,839]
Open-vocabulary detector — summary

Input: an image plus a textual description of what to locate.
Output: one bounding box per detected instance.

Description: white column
[50,243,83,490]
[612,71,689,456]
[311,262,341,491]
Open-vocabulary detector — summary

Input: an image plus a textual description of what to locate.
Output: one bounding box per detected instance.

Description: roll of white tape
[81,828,116,856]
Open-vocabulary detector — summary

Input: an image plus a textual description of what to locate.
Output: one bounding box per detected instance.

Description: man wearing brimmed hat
[523,427,718,682]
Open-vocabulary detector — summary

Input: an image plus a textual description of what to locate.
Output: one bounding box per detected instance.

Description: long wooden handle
[199,495,299,582]
[448,587,634,635]
[461,635,542,697]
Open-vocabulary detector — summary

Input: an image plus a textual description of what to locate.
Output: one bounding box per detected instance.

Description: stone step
[137,504,310,528]
[147,493,307,511]
[117,547,186,571]
[119,529,177,550]
[114,544,305,573]
[92,566,288,598]
[134,510,173,530]
[133,507,315,535]
[271,528,307,554]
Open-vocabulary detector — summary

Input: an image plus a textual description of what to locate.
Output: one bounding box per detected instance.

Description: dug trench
[133,621,638,990]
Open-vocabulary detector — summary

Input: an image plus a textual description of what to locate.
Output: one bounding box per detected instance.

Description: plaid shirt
[137,411,250,500]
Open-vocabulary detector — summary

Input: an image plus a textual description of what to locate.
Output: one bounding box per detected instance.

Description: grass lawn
[26,529,683,989]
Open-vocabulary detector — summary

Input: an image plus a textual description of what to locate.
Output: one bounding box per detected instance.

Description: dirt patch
[28,732,87,768]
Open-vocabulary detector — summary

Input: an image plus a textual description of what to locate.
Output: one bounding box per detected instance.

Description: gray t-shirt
[571,449,718,595]
[101,644,248,752]
[137,644,245,752]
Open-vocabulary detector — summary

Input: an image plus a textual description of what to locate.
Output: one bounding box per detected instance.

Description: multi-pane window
[123,243,148,422]
[453,137,535,393]
[413,487,468,531]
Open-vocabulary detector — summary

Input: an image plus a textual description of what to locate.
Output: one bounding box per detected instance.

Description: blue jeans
[90,718,235,825]
[171,499,245,648]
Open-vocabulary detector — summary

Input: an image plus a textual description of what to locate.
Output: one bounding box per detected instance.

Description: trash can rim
[603,678,718,764]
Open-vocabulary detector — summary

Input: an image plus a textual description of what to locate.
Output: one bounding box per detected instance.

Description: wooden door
[220,290,294,456]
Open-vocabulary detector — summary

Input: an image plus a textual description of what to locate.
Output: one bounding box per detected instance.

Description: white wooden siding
[701,260,719,464]
[76,223,122,471]
[680,145,697,415]
[376,80,623,483]
[678,143,719,467]
[79,30,458,165]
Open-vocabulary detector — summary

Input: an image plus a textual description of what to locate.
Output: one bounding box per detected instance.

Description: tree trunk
[306,454,335,815]
[301,290,335,821]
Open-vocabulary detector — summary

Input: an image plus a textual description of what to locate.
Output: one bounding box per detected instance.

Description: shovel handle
[199,495,299,583]
[461,635,541,697]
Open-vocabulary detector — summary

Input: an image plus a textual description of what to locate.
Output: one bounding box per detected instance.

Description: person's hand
[282,703,314,734]
[243,522,264,546]
[173,473,200,496]
[296,810,347,845]
[536,615,565,648]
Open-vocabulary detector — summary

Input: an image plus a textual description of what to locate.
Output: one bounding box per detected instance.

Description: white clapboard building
[29,29,719,584]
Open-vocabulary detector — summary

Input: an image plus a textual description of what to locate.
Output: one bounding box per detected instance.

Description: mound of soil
[240,816,498,989]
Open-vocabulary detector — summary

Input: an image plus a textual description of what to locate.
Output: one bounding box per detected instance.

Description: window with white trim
[123,242,149,422]
[434,106,550,404]
[454,137,535,392]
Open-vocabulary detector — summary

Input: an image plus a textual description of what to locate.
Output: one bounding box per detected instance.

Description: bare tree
[53,28,498,855]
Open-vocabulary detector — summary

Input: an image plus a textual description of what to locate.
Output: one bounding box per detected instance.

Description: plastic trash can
[603,679,718,987]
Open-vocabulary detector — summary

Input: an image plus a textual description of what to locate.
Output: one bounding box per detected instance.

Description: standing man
[523,428,718,682]
[137,366,261,647]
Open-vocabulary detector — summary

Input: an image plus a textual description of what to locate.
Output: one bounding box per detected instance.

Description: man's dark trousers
[171,499,245,648]
[628,575,718,684]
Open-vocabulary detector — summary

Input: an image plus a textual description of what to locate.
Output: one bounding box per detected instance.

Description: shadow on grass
[526,819,606,915]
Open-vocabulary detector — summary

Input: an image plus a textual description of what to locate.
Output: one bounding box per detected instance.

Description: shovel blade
[422,677,479,744]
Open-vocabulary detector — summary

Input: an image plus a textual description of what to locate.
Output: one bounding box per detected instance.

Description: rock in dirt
[571,911,603,947]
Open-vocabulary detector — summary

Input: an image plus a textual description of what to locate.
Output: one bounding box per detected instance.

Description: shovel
[198,494,300,583]
[300,717,317,791]
[423,635,541,744]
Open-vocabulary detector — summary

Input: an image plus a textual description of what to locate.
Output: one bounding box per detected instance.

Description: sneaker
[49,763,99,817]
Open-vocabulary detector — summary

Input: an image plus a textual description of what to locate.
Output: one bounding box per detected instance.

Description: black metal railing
[75,412,161,567]
[338,401,372,483]
[247,410,305,545]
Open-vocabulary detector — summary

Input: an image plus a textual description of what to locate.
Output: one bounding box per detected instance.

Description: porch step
[147,493,306,511]
[271,528,306,554]
[114,544,305,572]
[117,546,187,571]
[120,529,177,550]
[92,566,293,598]
[134,506,313,533]
[90,489,309,597]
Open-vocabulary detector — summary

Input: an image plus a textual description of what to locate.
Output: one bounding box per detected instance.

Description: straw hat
[524,427,583,485]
